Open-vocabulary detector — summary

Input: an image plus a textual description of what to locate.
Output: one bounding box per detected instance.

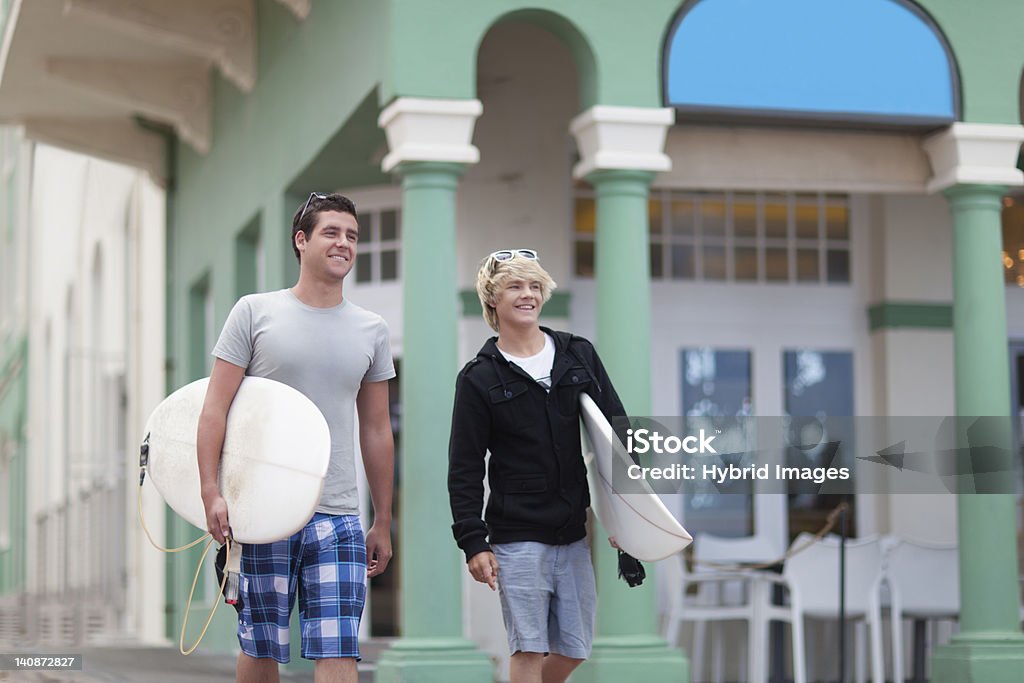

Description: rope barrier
[686,501,850,571]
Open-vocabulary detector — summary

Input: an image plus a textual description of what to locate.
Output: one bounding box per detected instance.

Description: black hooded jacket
[447,327,627,561]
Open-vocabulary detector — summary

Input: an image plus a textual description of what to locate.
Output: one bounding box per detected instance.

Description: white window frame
[347,186,402,286]
[572,188,852,285]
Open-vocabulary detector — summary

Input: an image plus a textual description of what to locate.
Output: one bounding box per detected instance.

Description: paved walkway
[0,644,379,682]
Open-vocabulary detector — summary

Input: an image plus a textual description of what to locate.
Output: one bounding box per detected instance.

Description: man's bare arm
[356,379,395,577]
[197,358,246,544]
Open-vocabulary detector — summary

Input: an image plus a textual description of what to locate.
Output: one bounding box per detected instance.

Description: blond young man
[447,250,628,683]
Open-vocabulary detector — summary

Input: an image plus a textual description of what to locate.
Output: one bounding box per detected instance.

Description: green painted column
[932,184,1024,682]
[375,161,493,683]
[261,193,298,292]
[574,169,688,683]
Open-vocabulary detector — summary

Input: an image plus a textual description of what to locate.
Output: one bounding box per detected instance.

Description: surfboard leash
[177,536,233,655]
[137,432,236,655]
[137,434,207,552]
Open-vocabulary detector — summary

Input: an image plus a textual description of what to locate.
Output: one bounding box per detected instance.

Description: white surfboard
[143,376,331,544]
[580,393,692,561]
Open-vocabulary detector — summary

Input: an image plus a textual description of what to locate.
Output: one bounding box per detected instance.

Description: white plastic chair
[694,534,779,683]
[661,534,777,683]
[883,538,959,683]
[757,533,886,683]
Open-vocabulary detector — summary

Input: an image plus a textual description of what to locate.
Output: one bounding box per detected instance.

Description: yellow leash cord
[178,535,233,655]
[137,462,235,655]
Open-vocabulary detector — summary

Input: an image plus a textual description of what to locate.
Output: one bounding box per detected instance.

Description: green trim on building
[867,301,954,331]
[0,336,28,596]
[459,290,571,318]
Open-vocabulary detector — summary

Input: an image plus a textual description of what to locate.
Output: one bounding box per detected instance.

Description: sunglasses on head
[298,192,328,223]
[487,249,538,266]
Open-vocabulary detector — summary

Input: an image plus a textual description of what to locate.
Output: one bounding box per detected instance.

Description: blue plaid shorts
[237,513,366,663]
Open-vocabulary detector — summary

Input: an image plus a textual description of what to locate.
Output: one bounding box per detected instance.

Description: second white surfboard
[580,393,692,562]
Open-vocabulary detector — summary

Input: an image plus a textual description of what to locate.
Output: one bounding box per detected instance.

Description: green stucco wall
[171,0,389,382]
[0,337,28,596]
[383,0,683,109]
[920,0,1024,124]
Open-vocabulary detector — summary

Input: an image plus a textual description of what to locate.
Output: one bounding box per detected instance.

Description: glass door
[680,348,753,537]
[782,350,855,538]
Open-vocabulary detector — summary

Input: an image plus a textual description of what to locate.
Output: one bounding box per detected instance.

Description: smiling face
[295,210,359,283]
[492,277,544,330]
[476,252,557,332]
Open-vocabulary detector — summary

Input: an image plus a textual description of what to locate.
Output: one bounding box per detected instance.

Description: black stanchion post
[839,503,848,683]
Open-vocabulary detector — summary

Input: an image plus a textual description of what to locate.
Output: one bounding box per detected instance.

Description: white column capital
[377,97,483,173]
[922,122,1024,193]
[569,105,674,179]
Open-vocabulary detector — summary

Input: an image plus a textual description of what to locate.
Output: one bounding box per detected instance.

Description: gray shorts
[492,539,597,660]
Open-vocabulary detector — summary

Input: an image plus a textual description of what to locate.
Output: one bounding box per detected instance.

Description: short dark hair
[291,193,358,262]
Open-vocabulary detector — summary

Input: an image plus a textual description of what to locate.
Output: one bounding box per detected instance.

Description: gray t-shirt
[212,289,395,515]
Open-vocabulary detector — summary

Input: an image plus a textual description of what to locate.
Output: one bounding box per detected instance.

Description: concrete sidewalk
[0,644,381,682]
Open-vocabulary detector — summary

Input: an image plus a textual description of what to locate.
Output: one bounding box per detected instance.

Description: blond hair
[475,254,557,332]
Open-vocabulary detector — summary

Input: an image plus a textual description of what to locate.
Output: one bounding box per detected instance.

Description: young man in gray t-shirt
[198,193,395,683]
